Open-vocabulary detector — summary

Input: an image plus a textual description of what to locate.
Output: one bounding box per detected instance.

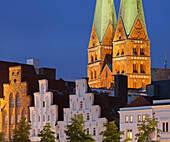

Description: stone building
[57,79,107,142]
[119,96,170,142]
[29,79,58,142]
[1,66,32,140]
[87,0,151,89]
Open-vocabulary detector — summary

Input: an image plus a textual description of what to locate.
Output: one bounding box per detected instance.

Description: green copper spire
[118,0,147,35]
[93,0,117,43]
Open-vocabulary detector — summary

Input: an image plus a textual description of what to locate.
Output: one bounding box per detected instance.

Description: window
[39,116,40,122]
[74,114,76,119]
[95,53,97,61]
[133,81,137,88]
[140,47,144,55]
[5,116,7,125]
[142,115,146,121]
[92,112,96,121]
[133,46,137,54]
[163,122,168,132]
[87,128,89,135]
[43,101,45,107]
[91,71,93,79]
[87,113,90,121]
[73,101,76,110]
[94,70,97,79]
[80,101,83,109]
[117,50,119,56]
[17,115,20,123]
[48,115,50,121]
[127,130,132,140]
[38,129,40,134]
[17,98,21,107]
[43,116,45,121]
[125,116,128,123]
[138,115,141,122]
[93,128,96,136]
[140,64,145,73]
[130,116,133,123]
[11,98,14,108]
[33,129,36,136]
[11,115,14,125]
[91,54,94,62]
[133,63,137,73]
[121,48,124,55]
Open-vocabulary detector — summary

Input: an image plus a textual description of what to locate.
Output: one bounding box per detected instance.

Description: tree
[11,116,31,142]
[100,121,126,142]
[135,114,161,142]
[64,114,95,142]
[38,123,55,142]
[0,132,5,142]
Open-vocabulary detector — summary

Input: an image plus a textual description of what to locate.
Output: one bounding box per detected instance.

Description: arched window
[140,47,144,55]
[60,128,64,137]
[121,64,124,74]
[91,54,94,62]
[95,53,97,61]
[93,128,96,136]
[92,112,96,121]
[74,114,76,119]
[48,115,50,121]
[16,93,20,107]
[94,70,97,79]
[117,50,119,56]
[133,80,137,88]
[10,93,14,108]
[86,113,90,121]
[85,100,89,110]
[133,63,137,73]
[140,64,145,73]
[133,46,137,54]
[121,47,124,55]
[80,101,83,109]
[91,70,93,79]
[87,128,89,135]
[33,129,36,136]
[73,101,76,110]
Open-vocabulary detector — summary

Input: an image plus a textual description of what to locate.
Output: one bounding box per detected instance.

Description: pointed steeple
[93,0,117,43]
[118,0,147,36]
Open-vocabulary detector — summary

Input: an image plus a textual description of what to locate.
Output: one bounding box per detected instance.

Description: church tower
[87,0,117,88]
[112,0,151,88]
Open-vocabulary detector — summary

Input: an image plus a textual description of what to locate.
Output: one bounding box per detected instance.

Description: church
[87,0,151,89]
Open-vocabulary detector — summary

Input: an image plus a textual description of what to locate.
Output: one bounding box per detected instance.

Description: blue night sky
[0,0,169,80]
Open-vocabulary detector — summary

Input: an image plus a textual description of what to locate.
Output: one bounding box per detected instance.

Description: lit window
[80,101,83,109]
[142,115,146,121]
[11,115,14,125]
[17,115,20,123]
[17,98,21,107]
[163,122,168,132]
[138,115,141,122]
[125,116,128,123]
[127,129,132,140]
[11,98,14,108]
[130,116,133,123]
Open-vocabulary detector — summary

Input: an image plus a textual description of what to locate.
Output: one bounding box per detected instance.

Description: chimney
[27,59,40,74]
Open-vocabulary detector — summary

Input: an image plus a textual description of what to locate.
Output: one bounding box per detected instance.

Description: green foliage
[11,116,31,142]
[0,132,5,142]
[100,121,125,142]
[38,123,55,142]
[64,114,95,142]
[135,114,161,142]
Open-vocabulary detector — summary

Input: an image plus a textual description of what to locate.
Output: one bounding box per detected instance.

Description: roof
[93,0,117,42]
[118,0,147,35]
[126,96,159,108]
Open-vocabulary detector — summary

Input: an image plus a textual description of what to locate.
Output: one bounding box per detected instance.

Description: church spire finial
[164,52,168,69]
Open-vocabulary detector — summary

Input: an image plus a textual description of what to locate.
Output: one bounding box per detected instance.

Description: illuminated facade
[57,79,107,142]
[1,66,32,140]
[87,0,151,89]
[29,79,58,142]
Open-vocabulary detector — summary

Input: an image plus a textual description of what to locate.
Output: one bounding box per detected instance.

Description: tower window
[87,113,90,121]
[133,47,137,55]
[91,54,94,62]
[43,101,45,107]
[11,98,14,108]
[117,50,119,56]
[121,48,124,55]
[95,53,97,61]
[140,64,145,73]
[94,70,97,79]
[80,101,83,109]
[140,48,144,55]
[91,71,93,79]
[133,63,138,73]
[93,128,96,136]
